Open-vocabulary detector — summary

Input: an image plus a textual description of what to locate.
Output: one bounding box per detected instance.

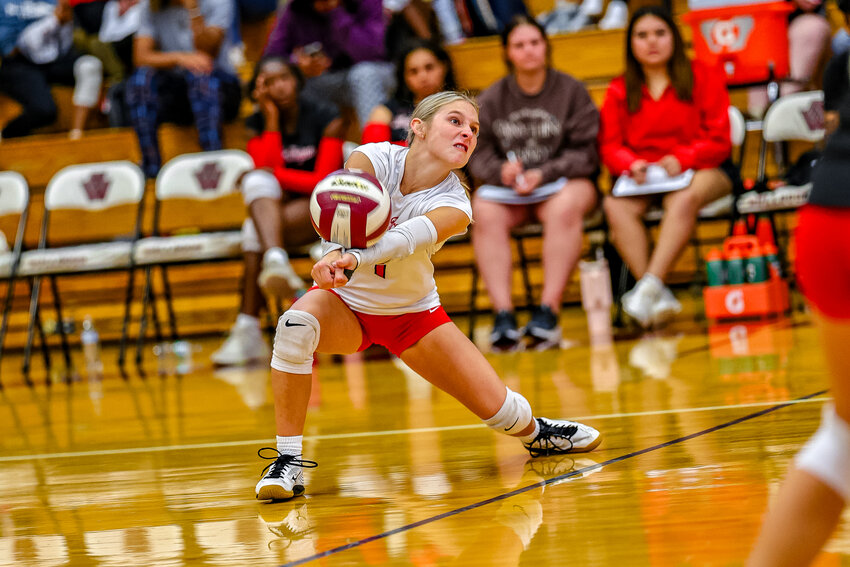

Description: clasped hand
[629,155,682,184]
[312,250,358,289]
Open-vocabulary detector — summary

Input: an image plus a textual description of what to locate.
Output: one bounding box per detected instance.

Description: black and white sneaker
[523,305,561,344]
[523,417,602,457]
[255,448,318,500]
[490,310,521,350]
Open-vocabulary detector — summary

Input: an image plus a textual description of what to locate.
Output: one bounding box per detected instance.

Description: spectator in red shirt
[599,5,734,329]
[361,39,457,146]
[211,57,346,366]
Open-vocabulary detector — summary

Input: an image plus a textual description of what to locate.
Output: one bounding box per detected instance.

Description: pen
[506,151,525,186]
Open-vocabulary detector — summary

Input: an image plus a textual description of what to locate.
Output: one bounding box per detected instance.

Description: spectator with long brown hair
[599,5,735,329]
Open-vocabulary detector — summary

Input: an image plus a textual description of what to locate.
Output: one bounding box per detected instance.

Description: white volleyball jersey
[332,142,473,315]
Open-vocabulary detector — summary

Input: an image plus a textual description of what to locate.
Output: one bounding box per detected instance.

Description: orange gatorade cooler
[683,1,795,85]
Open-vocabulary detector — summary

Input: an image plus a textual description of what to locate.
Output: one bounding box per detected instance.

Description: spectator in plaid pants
[125,0,242,178]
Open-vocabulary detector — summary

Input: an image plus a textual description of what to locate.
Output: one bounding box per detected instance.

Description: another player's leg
[255,289,364,500]
[747,313,850,566]
[399,322,602,455]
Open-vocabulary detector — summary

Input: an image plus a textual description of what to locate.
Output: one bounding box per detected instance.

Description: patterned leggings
[125,66,241,177]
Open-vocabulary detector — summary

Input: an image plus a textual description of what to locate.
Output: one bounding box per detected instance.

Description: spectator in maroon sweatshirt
[467,15,599,350]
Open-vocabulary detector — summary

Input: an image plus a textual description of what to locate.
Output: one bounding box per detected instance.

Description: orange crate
[682,2,794,85]
[703,278,789,320]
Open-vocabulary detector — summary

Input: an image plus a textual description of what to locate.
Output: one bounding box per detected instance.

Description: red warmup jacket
[246,131,344,195]
[598,60,731,177]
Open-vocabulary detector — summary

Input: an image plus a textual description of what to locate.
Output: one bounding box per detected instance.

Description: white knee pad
[241,169,281,206]
[483,387,533,436]
[73,55,103,108]
[241,218,261,253]
[796,404,850,502]
[271,310,320,374]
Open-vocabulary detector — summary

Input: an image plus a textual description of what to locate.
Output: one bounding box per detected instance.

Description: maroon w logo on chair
[194,162,223,191]
[800,100,824,132]
[82,173,110,200]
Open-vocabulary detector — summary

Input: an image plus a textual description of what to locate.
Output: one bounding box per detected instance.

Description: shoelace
[258,447,318,478]
[526,418,578,457]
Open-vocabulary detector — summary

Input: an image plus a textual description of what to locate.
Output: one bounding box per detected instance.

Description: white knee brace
[73,55,102,108]
[796,404,850,502]
[241,218,261,253]
[241,169,281,206]
[271,310,320,374]
[483,387,533,436]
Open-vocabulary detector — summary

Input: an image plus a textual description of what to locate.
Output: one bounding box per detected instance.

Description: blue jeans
[124,66,242,177]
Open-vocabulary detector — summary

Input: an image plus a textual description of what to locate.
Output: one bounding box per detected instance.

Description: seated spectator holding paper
[600,5,735,329]
[468,15,599,349]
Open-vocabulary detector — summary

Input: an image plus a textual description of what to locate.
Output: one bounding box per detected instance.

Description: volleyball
[309,169,392,249]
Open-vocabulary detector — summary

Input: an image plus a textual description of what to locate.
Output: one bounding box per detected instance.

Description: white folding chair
[0,172,33,384]
[132,150,252,362]
[17,161,145,378]
[738,90,824,215]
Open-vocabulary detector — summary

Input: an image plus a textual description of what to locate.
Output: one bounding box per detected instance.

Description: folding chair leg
[149,269,163,344]
[22,276,45,378]
[135,267,154,367]
[614,262,629,328]
[514,235,534,311]
[0,274,17,386]
[49,276,72,370]
[160,266,179,341]
[118,266,137,368]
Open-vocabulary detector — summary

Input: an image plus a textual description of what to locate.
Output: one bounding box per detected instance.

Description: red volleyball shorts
[322,288,452,356]
[795,204,850,319]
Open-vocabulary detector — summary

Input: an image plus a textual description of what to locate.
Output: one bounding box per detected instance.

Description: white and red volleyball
[309,169,391,249]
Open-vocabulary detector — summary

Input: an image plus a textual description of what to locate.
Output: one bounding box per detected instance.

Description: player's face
[404,49,448,102]
[505,24,547,74]
[260,61,299,109]
[425,101,479,167]
[631,15,674,69]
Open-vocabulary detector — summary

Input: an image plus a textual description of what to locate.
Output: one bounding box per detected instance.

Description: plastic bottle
[80,316,103,379]
[755,215,776,246]
[726,249,745,285]
[745,246,768,283]
[762,243,782,279]
[579,232,613,345]
[732,218,749,237]
[705,248,726,286]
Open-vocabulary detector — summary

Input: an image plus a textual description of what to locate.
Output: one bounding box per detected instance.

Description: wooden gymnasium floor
[0,302,847,566]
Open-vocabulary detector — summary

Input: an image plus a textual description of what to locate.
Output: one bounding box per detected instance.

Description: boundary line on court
[277,388,829,567]
[0,395,830,463]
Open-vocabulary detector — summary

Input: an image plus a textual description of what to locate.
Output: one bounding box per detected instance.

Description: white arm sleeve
[321,240,344,257]
[349,216,438,269]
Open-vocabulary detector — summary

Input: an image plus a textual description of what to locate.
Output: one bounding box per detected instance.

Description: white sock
[235,313,260,329]
[519,419,541,443]
[276,435,303,456]
[264,247,288,265]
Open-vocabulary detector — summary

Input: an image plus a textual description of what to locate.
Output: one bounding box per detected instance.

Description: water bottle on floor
[80,316,103,379]
[579,232,613,345]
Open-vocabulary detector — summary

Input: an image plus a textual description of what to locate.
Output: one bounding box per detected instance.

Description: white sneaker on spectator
[579,0,604,17]
[259,247,306,298]
[599,0,627,29]
[651,286,682,327]
[622,274,663,328]
[210,315,270,366]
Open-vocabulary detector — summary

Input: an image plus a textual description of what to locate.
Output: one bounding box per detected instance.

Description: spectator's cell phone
[302,42,324,57]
